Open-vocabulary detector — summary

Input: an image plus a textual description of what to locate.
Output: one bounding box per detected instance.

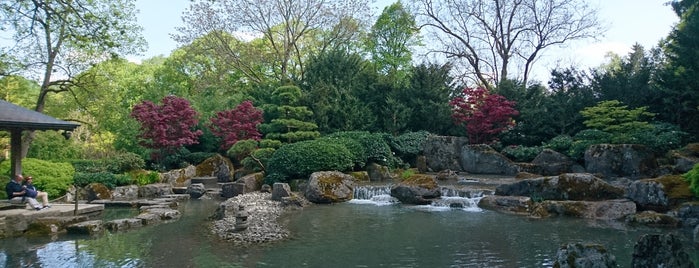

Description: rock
[694,225,699,244]
[187,183,207,199]
[85,183,112,202]
[104,218,143,232]
[478,195,532,215]
[221,183,245,199]
[366,163,394,182]
[348,171,370,182]
[422,135,468,172]
[460,144,519,175]
[235,172,264,193]
[138,183,173,199]
[626,211,680,227]
[530,149,583,176]
[626,176,693,212]
[495,173,624,201]
[676,202,699,228]
[112,185,139,201]
[390,174,441,205]
[271,183,292,201]
[631,234,694,268]
[160,165,197,187]
[304,171,355,204]
[416,155,428,173]
[531,199,636,220]
[584,144,658,179]
[66,220,104,236]
[553,243,617,268]
[261,184,272,193]
[435,169,458,181]
[26,216,89,236]
[196,154,235,183]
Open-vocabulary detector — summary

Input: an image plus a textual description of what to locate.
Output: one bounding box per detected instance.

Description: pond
[0,189,697,267]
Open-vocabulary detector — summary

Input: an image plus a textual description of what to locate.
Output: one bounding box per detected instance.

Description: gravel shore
[210,192,303,245]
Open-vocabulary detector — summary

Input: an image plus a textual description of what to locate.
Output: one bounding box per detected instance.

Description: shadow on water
[0,197,697,267]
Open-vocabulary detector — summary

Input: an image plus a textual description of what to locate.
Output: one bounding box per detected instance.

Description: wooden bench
[0,199,27,210]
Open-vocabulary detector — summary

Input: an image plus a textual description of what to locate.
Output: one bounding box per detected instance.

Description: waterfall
[350,185,489,211]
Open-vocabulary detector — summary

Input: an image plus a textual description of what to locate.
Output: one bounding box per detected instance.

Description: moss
[349,171,369,182]
[403,174,438,189]
[656,175,693,199]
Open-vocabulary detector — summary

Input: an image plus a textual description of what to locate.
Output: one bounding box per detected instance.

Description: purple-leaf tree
[208,100,264,151]
[131,96,203,160]
[449,87,519,144]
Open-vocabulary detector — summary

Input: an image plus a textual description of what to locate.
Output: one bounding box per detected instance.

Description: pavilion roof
[0,99,79,131]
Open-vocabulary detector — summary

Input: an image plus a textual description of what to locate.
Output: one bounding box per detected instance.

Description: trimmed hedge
[265,139,353,183]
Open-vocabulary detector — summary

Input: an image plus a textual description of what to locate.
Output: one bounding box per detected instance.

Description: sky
[130,0,679,82]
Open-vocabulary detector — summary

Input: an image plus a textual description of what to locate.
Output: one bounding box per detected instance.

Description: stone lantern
[233,205,249,232]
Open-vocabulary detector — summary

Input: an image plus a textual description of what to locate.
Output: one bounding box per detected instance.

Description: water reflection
[1,199,697,267]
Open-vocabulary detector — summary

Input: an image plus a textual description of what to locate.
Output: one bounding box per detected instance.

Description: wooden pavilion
[0,99,79,177]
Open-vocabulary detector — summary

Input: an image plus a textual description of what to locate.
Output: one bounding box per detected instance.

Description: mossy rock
[403,174,438,190]
[627,211,680,227]
[349,171,369,182]
[655,175,694,200]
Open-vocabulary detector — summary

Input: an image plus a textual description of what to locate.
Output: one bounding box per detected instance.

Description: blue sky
[131,0,678,81]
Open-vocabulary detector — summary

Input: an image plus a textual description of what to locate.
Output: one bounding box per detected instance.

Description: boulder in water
[390,174,441,205]
[631,233,694,268]
[304,171,355,204]
[553,242,617,268]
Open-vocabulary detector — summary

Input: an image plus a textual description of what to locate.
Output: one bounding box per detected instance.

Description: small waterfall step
[190,177,219,190]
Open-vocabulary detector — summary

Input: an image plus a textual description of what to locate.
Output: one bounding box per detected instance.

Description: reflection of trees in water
[2,237,40,267]
[79,232,149,266]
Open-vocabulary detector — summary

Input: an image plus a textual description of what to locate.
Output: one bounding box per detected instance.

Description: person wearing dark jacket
[5,174,43,210]
[23,176,50,208]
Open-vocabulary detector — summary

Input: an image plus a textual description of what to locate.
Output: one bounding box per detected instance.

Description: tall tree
[366,1,421,83]
[658,0,699,137]
[402,63,456,135]
[0,0,145,157]
[414,0,603,88]
[175,0,372,83]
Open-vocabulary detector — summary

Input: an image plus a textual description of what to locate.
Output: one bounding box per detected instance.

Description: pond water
[1,188,697,267]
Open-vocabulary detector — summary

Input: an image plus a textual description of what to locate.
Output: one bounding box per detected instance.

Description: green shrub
[227,139,259,161]
[500,145,543,162]
[73,172,125,189]
[683,163,699,198]
[544,135,573,153]
[71,159,106,173]
[627,123,687,153]
[265,139,353,183]
[327,131,392,165]
[26,131,81,161]
[105,152,145,173]
[259,139,283,149]
[319,136,366,169]
[0,158,75,199]
[129,169,161,186]
[388,131,430,157]
[568,129,612,161]
[184,152,216,165]
[241,147,275,172]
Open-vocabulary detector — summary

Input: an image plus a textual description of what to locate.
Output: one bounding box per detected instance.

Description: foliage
[241,148,275,172]
[227,139,259,162]
[402,63,458,135]
[544,135,574,153]
[265,139,354,183]
[568,129,612,161]
[386,131,430,164]
[73,172,131,189]
[318,136,366,169]
[208,100,264,151]
[0,158,75,199]
[183,152,217,165]
[326,131,394,165]
[104,152,145,174]
[366,1,420,81]
[580,100,655,134]
[128,170,161,186]
[626,123,688,153]
[71,159,106,173]
[500,145,544,162]
[26,131,82,161]
[259,139,283,149]
[258,86,320,143]
[683,163,699,198]
[450,87,519,144]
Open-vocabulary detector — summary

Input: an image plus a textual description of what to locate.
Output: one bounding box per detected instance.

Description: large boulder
[196,154,235,183]
[390,174,441,205]
[271,183,292,201]
[112,185,139,201]
[530,199,636,220]
[138,183,173,199]
[304,171,355,204]
[366,163,395,182]
[235,172,264,193]
[676,202,699,228]
[85,183,112,202]
[495,173,624,201]
[626,175,694,212]
[187,183,207,199]
[530,149,584,176]
[460,144,519,175]
[626,211,680,228]
[631,234,694,268]
[478,195,532,215]
[553,243,617,268]
[422,135,469,172]
[160,165,197,187]
[584,144,658,179]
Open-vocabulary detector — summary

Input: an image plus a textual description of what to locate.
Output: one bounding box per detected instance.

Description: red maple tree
[130,96,203,153]
[207,100,264,151]
[449,87,519,144]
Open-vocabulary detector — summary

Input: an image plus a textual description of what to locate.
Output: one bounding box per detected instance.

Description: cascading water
[350,184,490,211]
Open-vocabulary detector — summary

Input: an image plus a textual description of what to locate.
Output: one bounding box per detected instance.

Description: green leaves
[580,100,655,134]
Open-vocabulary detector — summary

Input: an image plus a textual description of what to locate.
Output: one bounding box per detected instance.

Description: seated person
[5,174,43,210]
[24,176,51,208]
